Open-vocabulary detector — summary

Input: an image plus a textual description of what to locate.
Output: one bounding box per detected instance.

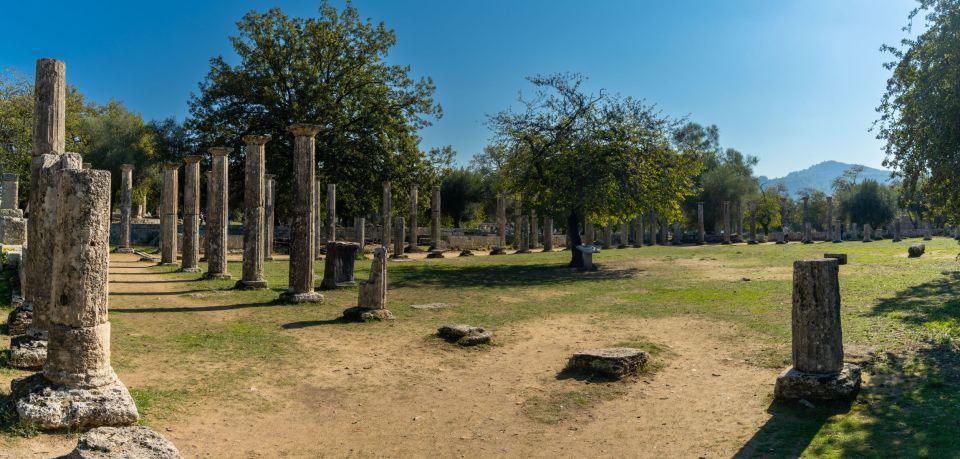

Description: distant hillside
[758,161,894,197]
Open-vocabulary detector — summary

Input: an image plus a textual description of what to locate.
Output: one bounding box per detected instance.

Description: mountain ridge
[758,160,893,197]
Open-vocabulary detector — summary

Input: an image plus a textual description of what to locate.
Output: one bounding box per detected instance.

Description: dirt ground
[2,253,780,458]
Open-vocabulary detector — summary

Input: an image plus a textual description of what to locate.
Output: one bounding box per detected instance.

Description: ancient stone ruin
[566,348,648,379]
[343,247,394,321]
[116,165,134,253]
[437,324,492,346]
[180,156,202,272]
[236,135,270,289]
[13,168,139,429]
[774,258,861,400]
[1,173,27,246]
[321,241,362,289]
[159,163,179,266]
[204,147,232,280]
[62,426,181,459]
[280,124,323,303]
[908,243,925,258]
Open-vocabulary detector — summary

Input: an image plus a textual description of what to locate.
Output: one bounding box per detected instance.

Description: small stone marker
[823,253,847,265]
[437,324,492,346]
[490,245,506,255]
[908,244,925,258]
[575,244,600,270]
[566,348,648,379]
[459,249,474,257]
[63,426,182,459]
[774,258,861,401]
[426,248,445,258]
[320,241,362,289]
[343,247,394,321]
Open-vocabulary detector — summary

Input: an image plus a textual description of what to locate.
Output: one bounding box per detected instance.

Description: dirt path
[3,252,778,458]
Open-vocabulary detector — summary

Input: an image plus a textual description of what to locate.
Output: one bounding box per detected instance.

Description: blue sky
[2,0,917,178]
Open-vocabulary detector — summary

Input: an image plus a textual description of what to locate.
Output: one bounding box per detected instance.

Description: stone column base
[8,335,47,370]
[343,306,395,322]
[7,304,33,336]
[158,262,179,267]
[66,426,181,458]
[234,279,268,290]
[202,272,233,280]
[426,250,445,258]
[390,253,409,260]
[513,249,530,254]
[12,372,138,430]
[180,267,202,273]
[459,249,474,257]
[115,247,135,253]
[279,291,323,304]
[489,247,506,255]
[774,363,861,401]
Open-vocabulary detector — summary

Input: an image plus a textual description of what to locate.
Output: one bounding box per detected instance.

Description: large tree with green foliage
[188,2,443,222]
[876,0,960,223]
[83,101,159,208]
[839,180,897,227]
[485,73,702,268]
[440,168,485,228]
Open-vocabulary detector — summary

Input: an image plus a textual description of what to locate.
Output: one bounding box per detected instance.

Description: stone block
[62,426,182,459]
[823,253,847,265]
[566,348,648,378]
[908,244,925,258]
[44,323,115,389]
[12,373,138,430]
[437,324,492,346]
[774,363,861,401]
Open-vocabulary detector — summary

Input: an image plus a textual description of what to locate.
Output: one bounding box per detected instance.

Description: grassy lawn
[2,237,960,456]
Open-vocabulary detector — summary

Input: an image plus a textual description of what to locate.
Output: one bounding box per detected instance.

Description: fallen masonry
[437,324,492,346]
[60,426,181,459]
[343,247,395,321]
[566,348,648,379]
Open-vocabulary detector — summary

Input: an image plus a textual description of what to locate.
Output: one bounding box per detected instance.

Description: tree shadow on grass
[389,262,641,289]
[734,399,852,458]
[110,279,196,284]
[281,317,351,329]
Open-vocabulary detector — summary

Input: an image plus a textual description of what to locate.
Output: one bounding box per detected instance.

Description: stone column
[834,222,842,243]
[602,220,612,249]
[543,217,554,251]
[774,258,860,400]
[1,173,26,245]
[204,147,232,279]
[863,224,872,242]
[803,222,813,244]
[697,202,705,245]
[2,173,19,210]
[431,185,441,250]
[618,221,629,248]
[237,135,269,289]
[33,58,65,156]
[748,201,758,244]
[14,168,138,429]
[181,156,202,272]
[117,165,134,253]
[280,124,323,303]
[391,216,407,259]
[516,215,531,253]
[407,184,420,252]
[736,199,744,239]
[497,192,507,248]
[382,181,392,251]
[585,221,595,246]
[202,170,213,261]
[801,196,810,243]
[264,174,276,260]
[722,201,731,244]
[159,163,179,266]
[778,197,788,244]
[530,209,540,249]
[354,216,366,246]
[513,199,523,248]
[315,176,324,259]
[673,221,682,245]
[894,218,902,242]
[324,183,336,243]
[923,221,932,240]
[634,215,645,248]
[660,218,669,245]
[648,210,657,246]
[826,196,834,241]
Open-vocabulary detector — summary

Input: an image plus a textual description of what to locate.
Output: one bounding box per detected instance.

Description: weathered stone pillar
[530,209,540,249]
[660,218,669,245]
[391,216,407,259]
[343,247,394,321]
[826,196,834,241]
[202,171,213,261]
[181,156,201,272]
[801,196,810,243]
[778,197,788,244]
[431,185,441,250]
[117,165,134,253]
[497,192,507,248]
[893,218,902,242]
[774,258,860,400]
[618,221,629,248]
[803,222,813,244]
[670,221,680,245]
[924,221,932,240]
[321,241,362,289]
[850,223,858,241]
[722,201,731,244]
[160,163,179,266]
[833,222,842,243]
[325,183,336,243]
[862,223,873,243]
[0,173,26,245]
[513,199,523,248]
[382,181,392,251]
[648,210,657,246]
[204,148,232,279]
[543,217,554,251]
[634,215,645,248]
[407,184,421,252]
[585,221,595,245]
[354,217,365,246]
[280,125,322,302]
[33,58,65,156]
[264,174,276,261]
[602,220,612,249]
[2,173,20,210]
[748,201,758,244]
[13,168,139,429]
[516,215,531,253]
[697,202,705,245]
[236,135,269,289]
[736,199,744,238]
[314,176,323,259]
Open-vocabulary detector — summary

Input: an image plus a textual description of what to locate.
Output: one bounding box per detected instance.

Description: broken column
[748,201,758,244]
[0,173,26,245]
[618,221,629,248]
[181,156,202,272]
[159,163,179,266]
[801,197,811,243]
[382,181,392,251]
[924,221,932,241]
[203,148,232,279]
[407,184,421,252]
[343,247,394,321]
[116,165,134,253]
[774,258,861,400]
[530,210,540,249]
[326,183,336,243]
[391,217,407,259]
[354,216,365,247]
[516,215,531,254]
[321,241,362,289]
[803,222,813,244]
[862,224,873,243]
[736,199,744,240]
[495,192,507,251]
[236,135,269,289]
[430,185,441,250]
[697,202,705,245]
[826,196,834,241]
[280,125,322,303]
[13,168,139,429]
[893,219,902,242]
[264,174,276,261]
[722,201,731,244]
[602,220,612,249]
[543,217,554,251]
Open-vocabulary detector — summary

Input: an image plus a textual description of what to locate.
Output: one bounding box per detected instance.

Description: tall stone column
[801,196,810,243]
[516,215,531,253]
[33,58,65,156]
[748,201,758,244]
[697,202,705,245]
[513,199,523,248]
[326,183,336,243]
[280,124,323,303]
[602,220,612,249]
[237,135,269,289]
[736,199,744,238]
[893,218,902,242]
[497,192,507,247]
[204,148,232,279]
[618,221,629,248]
[202,171,213,261]
[543,217,554,251]
[825,196,834,241]
[160,163,179,266]
[407,184,421,252]
[648,210,657,246]
[13,168,139,429]
[391,216,407,259]
[117,165,134,253]
[431,185,441,250]
[2,173,19,209]
[354,217,365,246]
[264,174,276,260]
[530,209,540,249]
[382,181,392,251]
[672,221,682,245]
[774,258,860,400]
[315,176,323,259]
[633,215,644,248]
[722,201,731,244]
[778,197,788,244]
[181,156,202,272]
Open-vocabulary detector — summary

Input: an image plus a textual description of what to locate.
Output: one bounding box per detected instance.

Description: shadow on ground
[737,271,960,457]
[112,299,283,314]
[281,317,351,329]
[389,262,641,289]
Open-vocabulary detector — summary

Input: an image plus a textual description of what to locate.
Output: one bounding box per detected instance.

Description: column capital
[120,164,134,172]
[209,147,232,157]
[287,123,322,137]
[183,155,202,164]
[163,162,180,171]
[242,134,272,145]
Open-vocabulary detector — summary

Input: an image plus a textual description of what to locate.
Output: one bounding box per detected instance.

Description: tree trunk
[567,212,584,269]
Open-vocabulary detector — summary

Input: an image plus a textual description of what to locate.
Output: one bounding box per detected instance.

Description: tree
[188,2,442,221]
[82,101,158,210]
[755,184,785,234]
[839,180,897,227]
[485,73,702,268]
[876,0,960,220]
[440,168,485,228]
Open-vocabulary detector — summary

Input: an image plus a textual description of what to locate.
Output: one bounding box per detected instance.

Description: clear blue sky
[2,0,917,178]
